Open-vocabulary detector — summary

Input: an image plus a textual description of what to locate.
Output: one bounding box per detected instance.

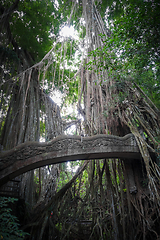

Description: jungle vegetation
[0,0,160,239]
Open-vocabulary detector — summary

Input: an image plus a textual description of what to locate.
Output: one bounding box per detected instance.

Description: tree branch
[0,0,20,23]
[63,119,81,131]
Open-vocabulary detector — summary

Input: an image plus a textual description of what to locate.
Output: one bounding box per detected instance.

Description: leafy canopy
[89,0,160,108]
[1,0,71,62]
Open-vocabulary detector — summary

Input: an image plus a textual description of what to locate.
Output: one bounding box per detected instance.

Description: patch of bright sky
[50,89,82,135]
[67,161,80,173]
[53,0,59,10]
[50,89,63,106]
[59,25,79,41]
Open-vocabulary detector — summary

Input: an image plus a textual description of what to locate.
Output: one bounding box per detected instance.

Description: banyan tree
[0,0,160,239]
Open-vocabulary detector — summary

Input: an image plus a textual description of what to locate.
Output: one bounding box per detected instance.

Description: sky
[59,25,79,40]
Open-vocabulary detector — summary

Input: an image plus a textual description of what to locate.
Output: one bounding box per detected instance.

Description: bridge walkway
[0,134,140,188]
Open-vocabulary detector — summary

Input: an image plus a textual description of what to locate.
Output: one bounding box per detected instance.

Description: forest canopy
[0,0,160,240]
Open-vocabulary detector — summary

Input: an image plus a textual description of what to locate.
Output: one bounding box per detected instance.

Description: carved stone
[0,134,140,186]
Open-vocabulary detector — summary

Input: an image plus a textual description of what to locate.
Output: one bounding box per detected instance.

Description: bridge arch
[0,134,140,186]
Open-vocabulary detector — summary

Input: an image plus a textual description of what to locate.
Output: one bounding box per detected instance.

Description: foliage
[1,0,59,62]
[88,0,160,108]
[1,0,81,64]
[0,197,29,240]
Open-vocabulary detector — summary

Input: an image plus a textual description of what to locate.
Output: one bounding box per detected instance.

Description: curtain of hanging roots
[0,58,64,206]
[76,1,160,239]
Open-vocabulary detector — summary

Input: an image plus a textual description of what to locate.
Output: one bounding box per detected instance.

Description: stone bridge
[0,134,140,187]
